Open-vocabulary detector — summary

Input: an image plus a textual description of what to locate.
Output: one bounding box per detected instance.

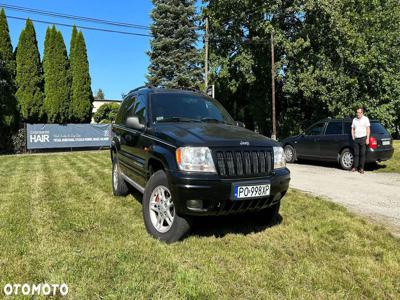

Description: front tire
[339,148,354,170]
[284,145,296,163]
[112,156,129,196]
[143,170,190,243]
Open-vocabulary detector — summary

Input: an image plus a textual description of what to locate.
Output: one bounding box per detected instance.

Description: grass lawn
[0,151,399,299]
[376,140,400,173]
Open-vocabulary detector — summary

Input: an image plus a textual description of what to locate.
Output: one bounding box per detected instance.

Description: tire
[112,156,129,196]
[254,201,281,225]
[339,148,354,170]
[143,170,191,243]
[284,144,296,163]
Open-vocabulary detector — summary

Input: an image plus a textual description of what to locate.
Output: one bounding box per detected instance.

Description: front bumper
[168,168,291,216]
[366,148,394,162]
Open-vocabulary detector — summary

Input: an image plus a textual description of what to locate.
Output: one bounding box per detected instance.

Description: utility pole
[204,16,209,92]
[271,31,277,140]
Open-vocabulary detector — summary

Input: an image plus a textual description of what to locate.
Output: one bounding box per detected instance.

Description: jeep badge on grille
[240,141,250,146]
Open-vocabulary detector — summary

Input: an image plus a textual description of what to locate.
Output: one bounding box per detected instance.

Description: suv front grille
[214,149,272,177]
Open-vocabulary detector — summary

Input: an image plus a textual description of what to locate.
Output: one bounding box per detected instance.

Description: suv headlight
[176,147,216,173]
[273,146,286,169]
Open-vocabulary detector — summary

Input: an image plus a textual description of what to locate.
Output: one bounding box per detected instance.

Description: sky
[3,0,155,100]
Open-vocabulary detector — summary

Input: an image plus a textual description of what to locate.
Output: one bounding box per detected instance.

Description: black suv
[281,118,394,170]
[111,87,290,242]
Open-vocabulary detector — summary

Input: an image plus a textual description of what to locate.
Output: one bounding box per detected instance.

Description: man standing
[351,107,370,173]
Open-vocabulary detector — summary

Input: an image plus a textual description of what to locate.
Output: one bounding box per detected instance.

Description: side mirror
[236,121,245,128]
[126,116,144,130]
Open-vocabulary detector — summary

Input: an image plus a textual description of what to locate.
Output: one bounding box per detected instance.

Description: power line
[7,15,152,37]
[0,3,151,30]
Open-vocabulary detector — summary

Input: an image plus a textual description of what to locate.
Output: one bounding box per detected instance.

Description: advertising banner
[27,124,111,149]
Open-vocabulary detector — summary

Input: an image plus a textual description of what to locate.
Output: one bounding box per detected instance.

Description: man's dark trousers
[354,137,367,169]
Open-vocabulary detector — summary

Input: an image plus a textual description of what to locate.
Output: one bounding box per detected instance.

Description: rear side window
[325,121,343,135]
[371,122,389,135]
[344,122,352,135]
[306,123,325,136]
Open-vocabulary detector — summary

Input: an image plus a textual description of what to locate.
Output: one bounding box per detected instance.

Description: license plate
[382,140,390,146]
[233,183,270,200]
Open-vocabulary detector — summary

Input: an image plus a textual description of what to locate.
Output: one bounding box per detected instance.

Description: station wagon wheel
[149,185,175,233]
[284,145,296,163]
[339,148,354,170]
[143,170,191,243]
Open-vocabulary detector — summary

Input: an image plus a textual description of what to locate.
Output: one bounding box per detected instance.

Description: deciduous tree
[205,0,400,136]
[93,102,120,123]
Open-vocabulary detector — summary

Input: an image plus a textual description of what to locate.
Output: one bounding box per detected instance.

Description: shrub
[93,103,120,123]
[11,127,26,154]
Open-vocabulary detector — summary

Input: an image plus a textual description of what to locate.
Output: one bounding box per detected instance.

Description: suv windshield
[150,93,235,125]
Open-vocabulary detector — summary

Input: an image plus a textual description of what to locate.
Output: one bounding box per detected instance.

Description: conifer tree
[69,25,78,66]
[15,19,44,122]
[0,8,15,78]
[69,30,93,123]
[147,0,201,88]
[43,26,71,123]
[94,88,105,100]
[0,9,18,149]
[0,54,18,149]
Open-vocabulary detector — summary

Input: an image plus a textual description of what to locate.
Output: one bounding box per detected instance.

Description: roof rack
[127,85,155,94]
[126,85,205,97]
[154,85,202,93]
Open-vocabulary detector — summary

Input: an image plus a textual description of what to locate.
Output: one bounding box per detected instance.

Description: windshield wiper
[200,117,228,124]
[156,116,201,123]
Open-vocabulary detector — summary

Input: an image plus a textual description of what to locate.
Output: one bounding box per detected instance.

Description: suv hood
[151,123,280,148]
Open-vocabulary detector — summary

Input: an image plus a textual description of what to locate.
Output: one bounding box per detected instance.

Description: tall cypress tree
[0,8,15,78]
[69,30,93,123]
[147,0,201,88]
[0,53,18,149]
[0,9,18,150]
[69,25,78,66]
[43,26,71,123]
[15,19,44,122]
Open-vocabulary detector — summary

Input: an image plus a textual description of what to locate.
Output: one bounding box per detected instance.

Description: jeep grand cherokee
[111,86,290,242]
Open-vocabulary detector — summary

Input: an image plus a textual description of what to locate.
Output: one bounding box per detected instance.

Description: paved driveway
[288,163,400,236]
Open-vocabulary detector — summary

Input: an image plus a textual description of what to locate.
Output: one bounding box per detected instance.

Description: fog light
[187,200,203,210]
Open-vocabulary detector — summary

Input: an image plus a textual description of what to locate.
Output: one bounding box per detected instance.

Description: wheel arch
[147,157,165,176]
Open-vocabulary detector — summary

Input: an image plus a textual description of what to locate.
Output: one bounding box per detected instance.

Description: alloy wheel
[284,147,293,162]
[342,152,354,169]
[149,185,175,233]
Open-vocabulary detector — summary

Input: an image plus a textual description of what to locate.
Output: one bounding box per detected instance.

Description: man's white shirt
[352,115,370,138]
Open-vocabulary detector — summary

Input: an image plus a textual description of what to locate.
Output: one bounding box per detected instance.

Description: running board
[121,173,145,194]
